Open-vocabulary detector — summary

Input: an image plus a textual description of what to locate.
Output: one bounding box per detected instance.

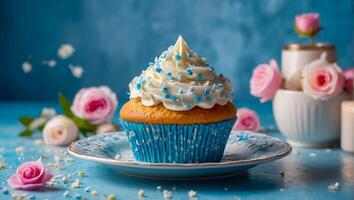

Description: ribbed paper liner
[120,118,236,163]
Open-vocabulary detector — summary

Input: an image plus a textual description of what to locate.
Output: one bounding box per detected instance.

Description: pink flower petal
[71,86,118,125]
[250,59,281,103]
[233,108,260,132]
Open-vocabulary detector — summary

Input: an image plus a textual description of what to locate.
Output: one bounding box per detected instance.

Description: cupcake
[120,36,236,163]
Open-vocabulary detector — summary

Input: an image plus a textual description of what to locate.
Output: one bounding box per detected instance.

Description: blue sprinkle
[188,87,195,94]
[127,92,131,95]
[163,94,171,99]
[63,190,69,198]
[84,186,91,192]
[136,82,142,90]
[206,96,213,102]
[166,71,174,80]
[29,194,36,200]
[155,66,162,73]
[74,193,82,200]
[2,188,9,195]
[186,68,193,76]
[148,62,155,66]
[187,52,192,58]
[161,53,167,58]
[161,86,169,93]
[197,73,204,81]
[194,96,202,103]
[171,95,179,103]
[175,54,182,61]
[204,88,210,95]
[177,73,183,81]
[217,83,224,89]
[178,88,184,94]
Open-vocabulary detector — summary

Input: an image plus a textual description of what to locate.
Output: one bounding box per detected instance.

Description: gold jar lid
[283,43,335,51]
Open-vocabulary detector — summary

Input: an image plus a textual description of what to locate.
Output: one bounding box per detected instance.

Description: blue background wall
[0,0,353,104]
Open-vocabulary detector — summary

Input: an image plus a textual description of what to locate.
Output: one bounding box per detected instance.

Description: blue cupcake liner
[119,117,236,163]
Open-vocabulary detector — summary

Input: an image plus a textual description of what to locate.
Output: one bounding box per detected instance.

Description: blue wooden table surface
[0,102,353,200]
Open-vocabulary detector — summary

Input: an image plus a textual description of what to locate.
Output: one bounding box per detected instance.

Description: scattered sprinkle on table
[325,148,332,153]
[2,187,9,194]
[138,189,145,198]
[77,171,86,177]
[156,185,162,191]
[163,190,172,199]
[11,193,26,200]
[107,194,116,200]
[34,139,43,145]
[188,190,197,199]
[63,190,70,197]
[22,62,32,73]
[224,187,229,191]
[15,146,25,154]
[84,186,91,192]
[91,190,97,196]
[280,188,284,192]
[71,179,81,188]
[328,182,340,191]
[308,153,316,157]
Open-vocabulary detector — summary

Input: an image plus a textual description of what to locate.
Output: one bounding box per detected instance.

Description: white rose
[96,123,117,135]
[43,115,78,146]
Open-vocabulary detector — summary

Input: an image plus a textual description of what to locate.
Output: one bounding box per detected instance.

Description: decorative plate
[68,131,291,179]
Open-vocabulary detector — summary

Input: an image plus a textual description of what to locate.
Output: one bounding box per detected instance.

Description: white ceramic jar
[282,44,336,90]
[273,89,351,147]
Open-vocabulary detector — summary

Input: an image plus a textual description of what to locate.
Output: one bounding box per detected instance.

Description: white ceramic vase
[273,89,351,147]
[282,44,336,90]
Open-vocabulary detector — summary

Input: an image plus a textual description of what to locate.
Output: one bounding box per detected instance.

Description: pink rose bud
[43,115,79,146]
[250,59,282,103]
[295,13,320,36]
[71,86,118,125]
[343,68,354,93]
[96,123,117,134]
[303,53,345,100]
[8,159,53,190]
[233,108,260,132]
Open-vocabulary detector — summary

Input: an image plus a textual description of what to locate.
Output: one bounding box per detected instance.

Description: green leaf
[19,117,34,127]
[73,117,96,132]
[58,93,74,118]
[38,123,45,132]
[81,130,88,137]
[19,129,33,137]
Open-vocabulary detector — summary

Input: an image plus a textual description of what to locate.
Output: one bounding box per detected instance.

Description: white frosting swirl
[129,36,233,111]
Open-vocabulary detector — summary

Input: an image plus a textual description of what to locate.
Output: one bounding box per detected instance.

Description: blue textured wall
[0,0,353,103]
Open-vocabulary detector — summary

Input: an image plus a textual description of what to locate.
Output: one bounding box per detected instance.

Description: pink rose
[233,108,260,132]
[295,13,320,36]
[8,159,53,190]
[343,68,354,93]
[250,59,282,103]
[303,53,344,100]
[43,115,79,146]
[71,86,118,125]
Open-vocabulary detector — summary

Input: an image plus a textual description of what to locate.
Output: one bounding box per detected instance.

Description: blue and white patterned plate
[68,131,291,179]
